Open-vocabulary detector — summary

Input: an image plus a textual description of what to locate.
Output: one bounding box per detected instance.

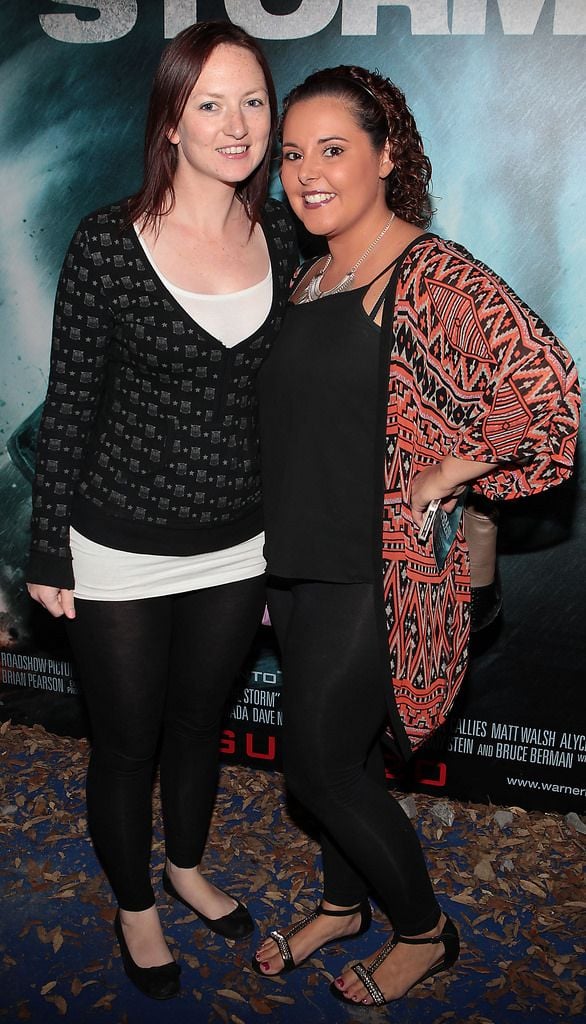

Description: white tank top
[135,227,273,345]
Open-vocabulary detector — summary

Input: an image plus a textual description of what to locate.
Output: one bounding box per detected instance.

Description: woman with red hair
[27,22,296,999]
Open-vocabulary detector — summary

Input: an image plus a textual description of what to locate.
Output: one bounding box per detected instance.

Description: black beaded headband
[280,70,389,135]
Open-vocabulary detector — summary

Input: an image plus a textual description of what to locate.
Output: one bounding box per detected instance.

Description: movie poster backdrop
[0,2,584,813]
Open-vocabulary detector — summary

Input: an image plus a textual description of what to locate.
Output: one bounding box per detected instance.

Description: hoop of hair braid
[280,65,433,229]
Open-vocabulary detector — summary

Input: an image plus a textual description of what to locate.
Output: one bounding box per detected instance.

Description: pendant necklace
[297,212,395,304]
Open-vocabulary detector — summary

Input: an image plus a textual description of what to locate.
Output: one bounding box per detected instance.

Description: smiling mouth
[217,145,249,156]
[303,192,336,206]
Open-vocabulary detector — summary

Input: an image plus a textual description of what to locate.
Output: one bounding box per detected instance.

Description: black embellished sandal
[330,914,459,1007]
[251,900,372,976]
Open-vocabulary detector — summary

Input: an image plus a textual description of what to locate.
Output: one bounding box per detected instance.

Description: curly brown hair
[280,66,433,228]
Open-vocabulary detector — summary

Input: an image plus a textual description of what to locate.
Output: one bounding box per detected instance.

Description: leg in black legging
[319,740,388,906]
[268,579,440,934]
[160,576,266,866]
[266,580,372,908]
[256,581,454,1000]
[67,576,265,911]
[67,597,172,911]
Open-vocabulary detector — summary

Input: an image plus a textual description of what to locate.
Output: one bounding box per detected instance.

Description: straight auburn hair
[127,21,277,232]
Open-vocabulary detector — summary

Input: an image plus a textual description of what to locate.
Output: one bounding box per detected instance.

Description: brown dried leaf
[570,988,585,1015]
[248,996,274,1014]
[217,989,247,1003]
[92,994,117,1009]
[452,888,477,906]
[180,953,200,968]
[43,871,61,883]
[474,858,496,882]
[45,995,67,1016]
[520,879,548,899]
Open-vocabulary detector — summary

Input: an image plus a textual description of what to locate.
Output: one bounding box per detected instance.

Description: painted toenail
[335,978,344,988]
[261,962,270,970]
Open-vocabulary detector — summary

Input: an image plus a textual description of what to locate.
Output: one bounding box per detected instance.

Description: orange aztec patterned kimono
[380,236,580,758]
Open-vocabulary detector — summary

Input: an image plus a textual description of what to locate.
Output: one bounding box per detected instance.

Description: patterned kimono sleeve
[28,220,114,588]
[448,268,580,500]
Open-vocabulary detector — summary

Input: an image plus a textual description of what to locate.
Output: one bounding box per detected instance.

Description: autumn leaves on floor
[0,722,583,1023]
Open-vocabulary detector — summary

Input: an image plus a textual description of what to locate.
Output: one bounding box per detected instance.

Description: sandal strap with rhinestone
[267,929,295,970]
[252,900,371,976]
[332,914,459,1007]
[351,937,396,1005]
[267,907,320,971]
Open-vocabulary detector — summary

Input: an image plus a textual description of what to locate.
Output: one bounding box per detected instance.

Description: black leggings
[267,579,441,936]
[66,576,265,912]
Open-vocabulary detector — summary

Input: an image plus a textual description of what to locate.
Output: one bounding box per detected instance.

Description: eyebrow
[282,135,350,147]
[193,87,268,99]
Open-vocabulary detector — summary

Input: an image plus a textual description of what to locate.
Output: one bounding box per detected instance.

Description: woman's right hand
[27,584,76,619]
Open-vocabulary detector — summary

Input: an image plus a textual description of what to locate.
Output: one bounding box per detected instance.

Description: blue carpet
[0,724,583,1023]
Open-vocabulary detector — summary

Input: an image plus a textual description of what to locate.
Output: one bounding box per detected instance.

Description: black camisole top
[258,276,387,583]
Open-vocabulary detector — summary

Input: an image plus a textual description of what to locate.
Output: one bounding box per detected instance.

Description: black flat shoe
[330,913,459,1007]
[114,911,180,1000]
[252,900,372,976]
[162,869,254,940]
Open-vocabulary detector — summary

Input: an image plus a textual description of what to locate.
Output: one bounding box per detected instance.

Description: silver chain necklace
[297,213,395,304]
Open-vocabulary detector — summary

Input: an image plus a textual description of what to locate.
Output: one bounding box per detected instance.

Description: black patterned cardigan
[28,197,297,589]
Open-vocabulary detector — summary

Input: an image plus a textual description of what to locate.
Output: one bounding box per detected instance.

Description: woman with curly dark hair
[252,66,579,1007]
